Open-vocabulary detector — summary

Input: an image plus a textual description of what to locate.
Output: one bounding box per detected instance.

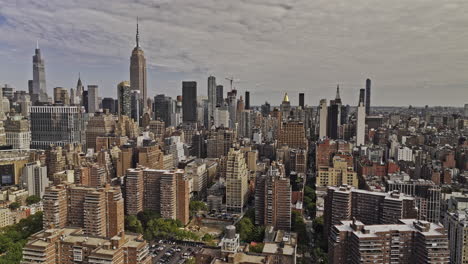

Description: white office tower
[356,99,366,146]
[87,85,99,113]
[214,107,230,128]
[319,99,328,139]
[21,161,49,198]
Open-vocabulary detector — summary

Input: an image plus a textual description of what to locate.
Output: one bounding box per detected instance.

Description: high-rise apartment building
[138,145,164,169]
[185,159,207,196]
[83,190,107,237]
[130,20,148,110]
[317,156,359,187]
[22,228,151,264]
[278,121,307,149]
[255,163,291,231]
[323,185,418,238]
[117,81,132,117]
[43,185,68,229]
[125,168,144,215]
[206,128,236,158]
[182,81,197,123]
[225,148,249,213]
[445,211,468,264]
[329,219,449,264]
[30,105,85,149]
[141,168,189,224]
[89,163,107,187]
[386,179,441,223]
[43,184,125,239]
[21,161,49,198]
[85,112,116,150]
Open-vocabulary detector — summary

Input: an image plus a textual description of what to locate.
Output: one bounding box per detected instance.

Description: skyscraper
[356,89,366,146]
[327,86,342,139]
[87,85,99,113]
[365,78,371,115]
[319,99,328,139]
[117,81,131,117]
[225,148,249,213]
[154,94,174,126]
[32,42,48,103]
[216,85,224,107]
[30,105,85,149]
[76,74,84,105]
[130,18,148,110]
[299,93,305,108]
[21,161,49,198]
[255,163,291,231]
[182,81,197,123]
[207,76,216,122]
[245,91,250,110]
[130,90,141,124]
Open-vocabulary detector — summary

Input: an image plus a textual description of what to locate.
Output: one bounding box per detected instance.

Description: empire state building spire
[136,17,140,48]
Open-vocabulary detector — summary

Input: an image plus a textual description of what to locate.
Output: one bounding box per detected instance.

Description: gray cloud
[0,0,467,106]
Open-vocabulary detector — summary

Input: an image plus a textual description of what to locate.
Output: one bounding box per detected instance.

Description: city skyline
[1,1,468,106]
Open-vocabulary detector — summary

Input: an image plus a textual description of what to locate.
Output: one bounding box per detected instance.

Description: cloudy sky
[0,0,467,106]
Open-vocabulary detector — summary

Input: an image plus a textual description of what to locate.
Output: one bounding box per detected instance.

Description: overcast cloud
[0,0,467,106]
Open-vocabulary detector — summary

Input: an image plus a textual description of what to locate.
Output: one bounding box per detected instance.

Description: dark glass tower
[216,85,223,107]
[299,93,305,108]
[182,81,197,123]
[245,91,250,110]
[365,78,371,115]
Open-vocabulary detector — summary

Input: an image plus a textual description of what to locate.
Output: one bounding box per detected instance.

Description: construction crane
[225,77,239,91]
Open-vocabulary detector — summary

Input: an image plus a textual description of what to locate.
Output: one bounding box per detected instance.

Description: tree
[291,211,309,245]
[137,210,160,228]
[0,211,43,263]
[189,201,207,213]
[236,217,264,243]
[202,233,214,242]
[26,195,41,205]
[8,202,20,210]
[236,217,255,242]
[125,215,144,234]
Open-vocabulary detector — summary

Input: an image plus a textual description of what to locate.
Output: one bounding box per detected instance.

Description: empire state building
[130,18,148,110]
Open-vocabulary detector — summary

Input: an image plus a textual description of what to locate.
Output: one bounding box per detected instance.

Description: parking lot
[150,240,203,264]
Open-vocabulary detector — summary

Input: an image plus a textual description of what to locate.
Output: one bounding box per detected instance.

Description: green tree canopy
[8,202,20,210]
[26,195,41,205]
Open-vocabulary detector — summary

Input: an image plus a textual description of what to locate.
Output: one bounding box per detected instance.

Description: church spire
[136,17,140,48]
